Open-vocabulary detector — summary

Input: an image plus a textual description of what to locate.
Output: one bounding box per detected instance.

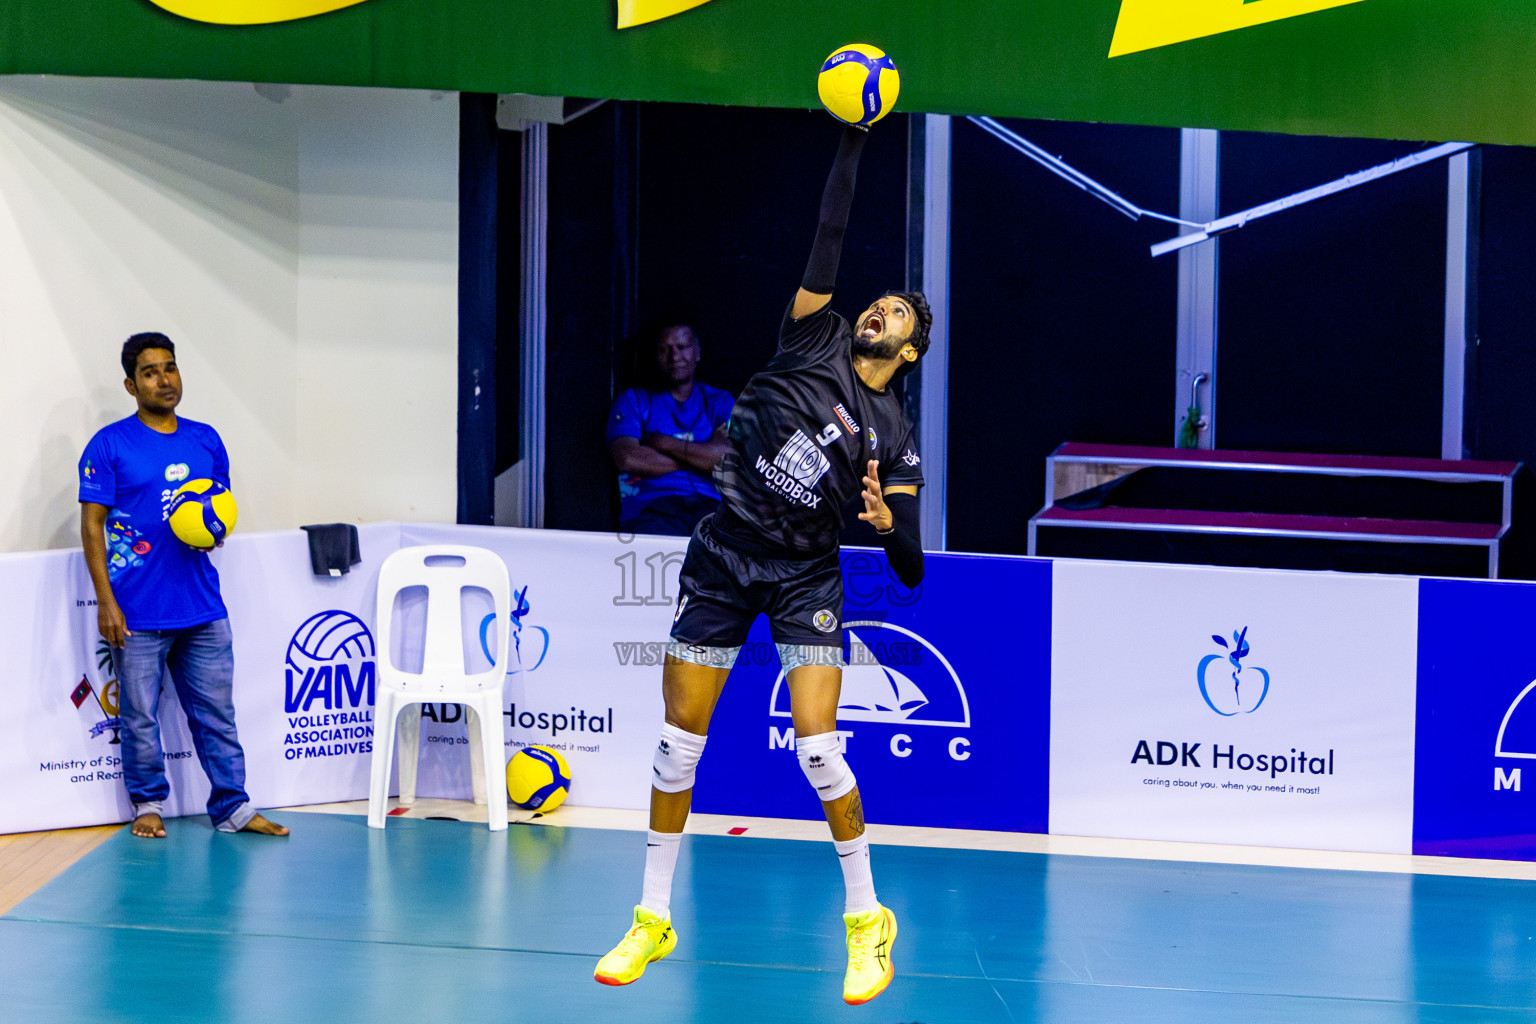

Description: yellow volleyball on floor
[817,43,900,126]
[167,479,237,550]
[507,745,572,812]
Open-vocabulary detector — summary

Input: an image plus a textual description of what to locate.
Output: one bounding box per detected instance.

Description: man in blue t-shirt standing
[78,332,287,840]
[607,323,734,536]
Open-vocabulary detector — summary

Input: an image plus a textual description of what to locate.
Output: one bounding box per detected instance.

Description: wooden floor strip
[0,825,121,916]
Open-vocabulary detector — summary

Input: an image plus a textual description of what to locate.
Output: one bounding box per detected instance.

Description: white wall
[0,77,458,553]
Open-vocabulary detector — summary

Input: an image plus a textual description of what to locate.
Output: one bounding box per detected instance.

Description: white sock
[833,834,878,915]
[640,829,683,918]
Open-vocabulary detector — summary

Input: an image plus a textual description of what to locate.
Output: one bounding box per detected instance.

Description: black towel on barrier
[300,523,362,577]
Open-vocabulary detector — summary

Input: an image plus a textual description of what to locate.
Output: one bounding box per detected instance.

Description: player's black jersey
[713,302,924,556]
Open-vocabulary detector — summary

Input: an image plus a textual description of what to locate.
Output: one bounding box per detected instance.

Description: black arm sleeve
[879,492,924,589]
[799,125,869,297]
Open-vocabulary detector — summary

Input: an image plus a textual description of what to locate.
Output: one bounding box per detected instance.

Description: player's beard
[851,331,903,359]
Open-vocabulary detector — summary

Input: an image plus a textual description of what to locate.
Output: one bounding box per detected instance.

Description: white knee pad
[652,722,707,794]
[797,731,857,802]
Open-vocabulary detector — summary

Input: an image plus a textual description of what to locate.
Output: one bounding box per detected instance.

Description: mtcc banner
[693,551,1051,834]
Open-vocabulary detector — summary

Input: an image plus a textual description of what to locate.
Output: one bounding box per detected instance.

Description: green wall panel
[3,1,1535,145]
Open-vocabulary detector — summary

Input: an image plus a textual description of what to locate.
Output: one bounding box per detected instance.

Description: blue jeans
[111,618,254,831]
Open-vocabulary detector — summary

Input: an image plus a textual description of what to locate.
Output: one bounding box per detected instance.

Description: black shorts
[670,514,843,649]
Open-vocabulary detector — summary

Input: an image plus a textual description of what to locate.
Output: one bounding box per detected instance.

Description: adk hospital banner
[5,2,1536,146]
[5,522,1536,861]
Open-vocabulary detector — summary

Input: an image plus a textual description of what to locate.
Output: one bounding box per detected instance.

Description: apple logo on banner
[479,585,550,674]
[1197,626,1270,717]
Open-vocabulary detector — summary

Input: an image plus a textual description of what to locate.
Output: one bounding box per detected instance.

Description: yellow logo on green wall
[151,0,716,28]
[1109,0,1373,57]
[147,0,371,24]
[617,0,715,29]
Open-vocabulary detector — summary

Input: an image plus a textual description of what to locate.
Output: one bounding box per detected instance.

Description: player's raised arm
[790,124,869,320]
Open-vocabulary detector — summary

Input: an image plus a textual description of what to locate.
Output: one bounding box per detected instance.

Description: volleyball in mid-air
[167,479,237,549]
[507,745,572,811]
[817,43,899,127]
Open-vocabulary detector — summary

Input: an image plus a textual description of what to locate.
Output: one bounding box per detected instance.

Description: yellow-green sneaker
[594,905,677,986]
[842,903,897,1004]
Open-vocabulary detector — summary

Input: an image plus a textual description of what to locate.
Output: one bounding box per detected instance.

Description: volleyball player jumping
[594,121,930,1005]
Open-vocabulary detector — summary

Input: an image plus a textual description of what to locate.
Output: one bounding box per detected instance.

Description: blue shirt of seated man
[606,324,734,537]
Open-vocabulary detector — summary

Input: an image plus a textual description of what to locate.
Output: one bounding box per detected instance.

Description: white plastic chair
[367,544,511,831]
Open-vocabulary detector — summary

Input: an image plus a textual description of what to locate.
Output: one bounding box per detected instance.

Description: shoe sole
[843,908,897,1005]
[594,931,677,986]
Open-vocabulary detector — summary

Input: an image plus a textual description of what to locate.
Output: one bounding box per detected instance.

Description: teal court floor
[5,809,1536,1023]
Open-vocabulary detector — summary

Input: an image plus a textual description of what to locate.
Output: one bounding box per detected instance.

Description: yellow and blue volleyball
[167,479,237,549]
[507,745,571,811]
[817,43,900,127]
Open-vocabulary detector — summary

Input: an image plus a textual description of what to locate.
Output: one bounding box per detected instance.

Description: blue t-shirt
[78,415,230,631]
[606,384,734,523]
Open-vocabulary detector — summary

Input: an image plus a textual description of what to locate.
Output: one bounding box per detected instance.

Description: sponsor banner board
[399,523,673,812]
[3,524,405,835]
[692,551,1052,834]
[216,522,400,810]
[1050,560,1418,853]
[0,522,675,833]
[1413,578,1536,860]
[8,549,205,833]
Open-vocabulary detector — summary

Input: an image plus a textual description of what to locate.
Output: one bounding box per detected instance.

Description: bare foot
[239,813,289,836]
[131,812,167,838]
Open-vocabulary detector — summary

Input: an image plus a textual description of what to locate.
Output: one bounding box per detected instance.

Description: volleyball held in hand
[167,479,237,549]
[507,745,572,811]
[817,43,899,126]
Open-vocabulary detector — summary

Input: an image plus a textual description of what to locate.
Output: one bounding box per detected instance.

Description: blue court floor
[4,811,1536,1023]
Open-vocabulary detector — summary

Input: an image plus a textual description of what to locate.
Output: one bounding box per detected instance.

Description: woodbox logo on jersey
[283,610,375,761]
[757,430,829,507]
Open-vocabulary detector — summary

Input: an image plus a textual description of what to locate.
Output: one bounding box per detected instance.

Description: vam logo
[285,610,376,712]
[1109,0,1374,58]
[768,621,973,761]
[1197,626,1270,716]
